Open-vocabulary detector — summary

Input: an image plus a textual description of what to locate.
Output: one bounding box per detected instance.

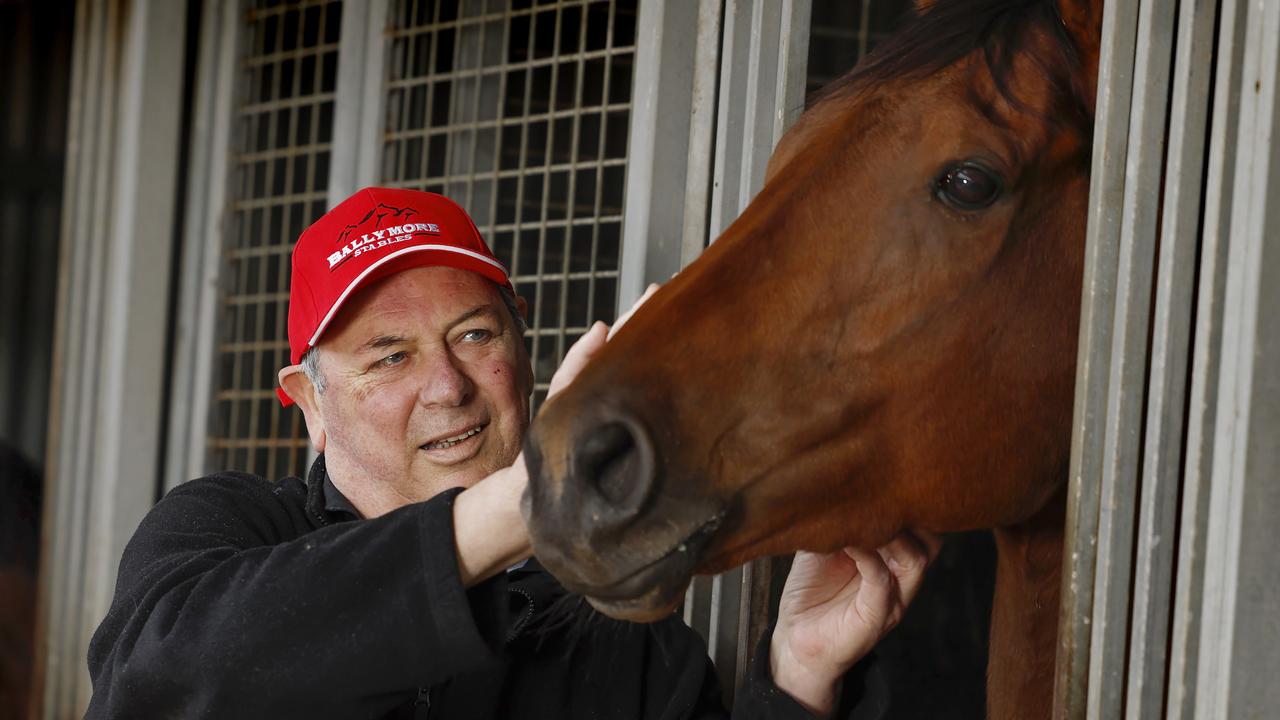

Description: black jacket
[85,458,828,719]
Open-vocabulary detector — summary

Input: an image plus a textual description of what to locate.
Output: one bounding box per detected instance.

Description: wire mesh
[207,0,343,479]
[806,0,911,101]
[380,0,637,410]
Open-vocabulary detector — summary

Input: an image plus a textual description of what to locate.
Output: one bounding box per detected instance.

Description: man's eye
[460,329,493,343]
[379,351,407,367]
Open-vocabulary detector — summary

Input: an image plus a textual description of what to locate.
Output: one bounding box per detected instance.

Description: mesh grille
[380,0,637,410]
[807,0,911,100]
[207,0,342,477]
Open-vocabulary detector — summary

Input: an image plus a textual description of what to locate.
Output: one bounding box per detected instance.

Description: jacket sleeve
[85,475,511,719]
[729,628,827,720]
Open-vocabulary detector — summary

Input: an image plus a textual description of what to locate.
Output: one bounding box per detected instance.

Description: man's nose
[418,351,474,407]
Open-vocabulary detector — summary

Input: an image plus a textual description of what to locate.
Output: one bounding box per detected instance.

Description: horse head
[524,0,1102,631]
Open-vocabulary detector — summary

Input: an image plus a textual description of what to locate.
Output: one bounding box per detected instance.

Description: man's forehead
[323,266,504,342]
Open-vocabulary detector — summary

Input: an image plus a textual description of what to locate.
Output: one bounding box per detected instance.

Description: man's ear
[279,365,326,453]
[511,294,535,394]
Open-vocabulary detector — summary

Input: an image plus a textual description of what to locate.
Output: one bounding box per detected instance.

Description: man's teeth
[423,425,483,450]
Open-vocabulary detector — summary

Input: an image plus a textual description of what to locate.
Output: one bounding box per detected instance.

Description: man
[87,188,935,719]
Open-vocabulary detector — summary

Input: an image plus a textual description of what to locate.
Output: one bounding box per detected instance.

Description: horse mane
[813,0,1092,133]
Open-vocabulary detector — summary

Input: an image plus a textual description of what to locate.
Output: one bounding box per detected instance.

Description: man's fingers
[877,531,934,606]
[844,546,893,628]
[608,283,660,341]
[915,529,943,563]
[546,321,608,398]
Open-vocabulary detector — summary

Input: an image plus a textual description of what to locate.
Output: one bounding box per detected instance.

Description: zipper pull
[414,686,431,718]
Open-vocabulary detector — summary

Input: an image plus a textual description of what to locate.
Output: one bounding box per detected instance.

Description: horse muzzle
[522,396,726,621]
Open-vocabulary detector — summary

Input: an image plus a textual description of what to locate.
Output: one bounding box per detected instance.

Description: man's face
[304,266,533,513]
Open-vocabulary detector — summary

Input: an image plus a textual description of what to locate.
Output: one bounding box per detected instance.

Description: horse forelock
[813,0,1092,137]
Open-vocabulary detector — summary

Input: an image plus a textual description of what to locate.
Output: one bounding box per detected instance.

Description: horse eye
[935,163,1002,211]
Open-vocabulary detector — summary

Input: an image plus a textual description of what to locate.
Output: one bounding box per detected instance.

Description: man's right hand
[453,284,658,586]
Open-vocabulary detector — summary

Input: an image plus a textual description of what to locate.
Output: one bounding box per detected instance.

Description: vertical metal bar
[165,0,238,487]
[1123,0,1218,717]
[618,0,704,306]
[856,0,871,59]
[1052,0,1142,715]
[36,0,190,713]
[37,0,96,711]
[706,0,749,239]
[1164,0,1251,713]
[678,0,724,268]
[772,0,811,149]
[735,0,778,203]
[355,0,391,191]
[1194,0,1280,714]
[62,0,118,710]
[330,0,390,204]
[707,573,725,664]
[1085,0,1176,716]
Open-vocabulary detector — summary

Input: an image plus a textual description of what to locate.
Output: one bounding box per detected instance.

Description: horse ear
[1057,0,1104,111]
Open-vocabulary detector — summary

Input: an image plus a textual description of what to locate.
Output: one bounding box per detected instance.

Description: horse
[522,0,1103,717]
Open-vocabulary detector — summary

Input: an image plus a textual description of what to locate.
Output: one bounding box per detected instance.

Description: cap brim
[279,245,512,407]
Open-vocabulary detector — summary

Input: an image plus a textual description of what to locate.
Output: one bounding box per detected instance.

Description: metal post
[1163,0,1251,713]
[1123,0,1218,716]
[36,0,189,715]
[165,0,242,487]
[1052,0,1141,715]
[618,0,718,306]
[1084,0,1177,716]
[1192,0,1280,714]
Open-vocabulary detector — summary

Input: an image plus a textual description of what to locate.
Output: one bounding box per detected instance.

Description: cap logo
[326,202,443,270]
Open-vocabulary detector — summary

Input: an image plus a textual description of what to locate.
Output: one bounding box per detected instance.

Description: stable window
[206,0,343,478]
[379,0,638,408]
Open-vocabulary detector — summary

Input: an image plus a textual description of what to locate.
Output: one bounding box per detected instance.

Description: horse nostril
[574,418,656,516]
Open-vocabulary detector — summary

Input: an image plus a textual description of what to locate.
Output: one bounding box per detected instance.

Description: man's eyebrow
[447,305,497,329]
[358,334,409,353]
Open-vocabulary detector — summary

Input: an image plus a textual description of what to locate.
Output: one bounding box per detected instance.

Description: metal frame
[617,0,716,306]
[329,0,389,203]
[1164,0,1249,714]
[35,0,189,715]
[1123,0,1217,714]
[1057,0,1280,717]
[1192,0,1280,714]
[1083,0,1175,714]
[1053,0,1141,712]
[165,0,243,488]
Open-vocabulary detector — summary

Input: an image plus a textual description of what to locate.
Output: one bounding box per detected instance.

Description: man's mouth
[420,423,488,451]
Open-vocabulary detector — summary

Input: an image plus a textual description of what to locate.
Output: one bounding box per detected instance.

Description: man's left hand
[769,531,941,717]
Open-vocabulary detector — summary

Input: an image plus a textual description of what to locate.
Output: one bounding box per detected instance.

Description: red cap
[279,187,513,405]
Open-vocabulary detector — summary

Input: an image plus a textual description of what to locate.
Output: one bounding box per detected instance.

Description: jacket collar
[304,455,360,525]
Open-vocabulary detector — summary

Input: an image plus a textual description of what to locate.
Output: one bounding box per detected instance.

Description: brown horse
[523,0,1103,717]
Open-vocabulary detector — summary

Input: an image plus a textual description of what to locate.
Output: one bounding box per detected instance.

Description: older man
[86,188,934,719]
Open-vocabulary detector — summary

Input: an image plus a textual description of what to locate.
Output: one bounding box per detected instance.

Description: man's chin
[413,451,515,497]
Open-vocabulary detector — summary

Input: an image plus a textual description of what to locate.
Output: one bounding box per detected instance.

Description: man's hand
[770,531,941,717]
[454,284,661,586]
[546,282,661,397]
